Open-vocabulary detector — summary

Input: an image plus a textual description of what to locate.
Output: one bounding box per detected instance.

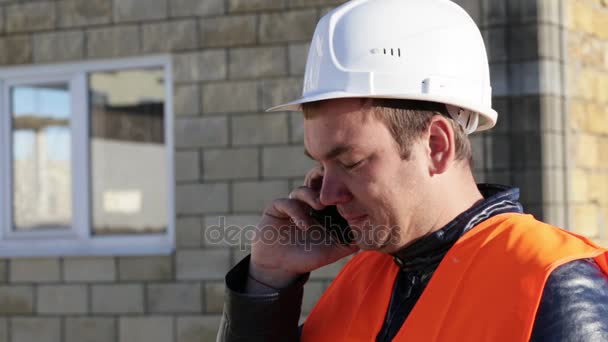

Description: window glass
[11,83,72,231]
[89,68,168,235]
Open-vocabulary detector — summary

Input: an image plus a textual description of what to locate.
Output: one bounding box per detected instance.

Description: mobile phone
[308,206,353,245]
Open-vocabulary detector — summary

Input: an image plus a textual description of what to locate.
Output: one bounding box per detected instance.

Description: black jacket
[218,185,608,341]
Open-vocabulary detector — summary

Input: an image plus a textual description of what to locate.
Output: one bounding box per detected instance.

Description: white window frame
[0,55,175,257]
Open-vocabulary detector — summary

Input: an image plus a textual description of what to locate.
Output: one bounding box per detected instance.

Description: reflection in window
[11,84,72,231]
[89,68,168,235]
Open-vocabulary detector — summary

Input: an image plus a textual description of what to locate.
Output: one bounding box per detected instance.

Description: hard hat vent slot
[370,48,402,57]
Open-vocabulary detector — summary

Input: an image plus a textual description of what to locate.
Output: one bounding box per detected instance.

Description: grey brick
[175,116,228,148]
[538,0,560,25]
[143,20,197,53]
[263,146,314,178]
[511,132,542,170]
[512,170,543,204]
[0,318,6,342]
[204,282,225,313]
[261,78,302,110]
[485,135,511,170]
[289,43,310,75]
[540,96,564,133]
[63,257,116,282]
[200,15,256,48]
[507,0,537,23]
[59,0,112,27]
[176,217,203,248]
[203,148,259,180]
[10,258,60,283]
[65,317,115,342]
[173,50,227,82]
[229,47,288,79]
[302,281,325,313]
[0,35,32,65]
[259,10,317,43]
[87,25,140,58]
[542,132,565,169]
[202,81,259,113]
[176,151,200,182]
[11,318,60,342]
[33,30,84,63]
[232,180,289,212]
[203,215,259,248]
[114,0,167,22]
[37,285,87,314]
[485,170,511,185]
[228,0,284,12]
[511,96,541,132]
[290,112,305,142]
[147,283,202,313]
[177,315,222,342]
[508,24,538,61]
[176,183,230,214]
[517,62,541,97]
[170,0,224,17]
[174,84,201,116]
[118,256,172,281]
[489,63,508,96]
[177,249,231,280]
[538,24,560,60]
[287,0,345,7]
[0,260,6,283]
[483,28,507,63]
[539,60,562,96]
[119,317,173,342]
[232,113,289,145]
[482,0,507,25]
[6,2,56,33]
[92,284,144,314]
[0,286,33,314]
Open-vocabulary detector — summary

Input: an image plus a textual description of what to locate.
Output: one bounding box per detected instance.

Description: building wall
[0,0,604,341]
[565,0,608,244]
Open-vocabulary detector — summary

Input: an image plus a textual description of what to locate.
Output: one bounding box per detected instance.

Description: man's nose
[319,176,353,206]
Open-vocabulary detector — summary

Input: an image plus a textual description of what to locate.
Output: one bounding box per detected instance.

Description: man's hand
[248,166,359,291]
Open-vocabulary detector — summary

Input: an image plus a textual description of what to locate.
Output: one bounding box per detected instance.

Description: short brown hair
[302,98,472,166]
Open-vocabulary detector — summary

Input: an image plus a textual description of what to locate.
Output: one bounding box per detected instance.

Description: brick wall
[565,0,608,244]
[0,0,605,341]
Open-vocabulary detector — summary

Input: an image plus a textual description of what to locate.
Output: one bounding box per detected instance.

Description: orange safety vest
[301,213,608,341]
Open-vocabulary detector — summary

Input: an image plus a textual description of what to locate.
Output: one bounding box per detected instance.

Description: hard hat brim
[267,91,497,131]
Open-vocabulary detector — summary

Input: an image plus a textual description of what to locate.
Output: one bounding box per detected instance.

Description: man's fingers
[304,166,323,190]
[266,198,318,231]
[288,186,324,211]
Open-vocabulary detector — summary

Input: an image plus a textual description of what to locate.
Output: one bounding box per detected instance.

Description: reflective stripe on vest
[301,213,608,341]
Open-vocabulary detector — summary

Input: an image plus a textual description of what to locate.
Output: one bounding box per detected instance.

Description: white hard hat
[267,0,497,133]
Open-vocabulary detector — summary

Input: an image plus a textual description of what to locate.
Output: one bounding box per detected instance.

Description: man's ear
[427,116,456,176]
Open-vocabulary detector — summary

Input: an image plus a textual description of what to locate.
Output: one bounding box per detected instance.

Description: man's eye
[343,159,364,170]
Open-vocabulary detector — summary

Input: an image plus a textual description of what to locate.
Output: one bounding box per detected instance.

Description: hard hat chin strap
[445,105,479,135]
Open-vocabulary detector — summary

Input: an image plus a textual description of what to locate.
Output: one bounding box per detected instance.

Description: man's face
[304,98,432,253]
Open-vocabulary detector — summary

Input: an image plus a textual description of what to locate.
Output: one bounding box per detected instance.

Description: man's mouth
[343,214,368,225]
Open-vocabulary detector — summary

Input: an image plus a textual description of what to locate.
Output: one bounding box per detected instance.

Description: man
[217,0,608,341]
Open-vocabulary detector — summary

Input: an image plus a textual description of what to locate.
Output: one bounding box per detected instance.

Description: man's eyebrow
[304,145,353,161]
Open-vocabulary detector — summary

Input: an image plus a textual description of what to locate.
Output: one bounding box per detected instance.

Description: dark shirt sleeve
[217,255,308,342]
[530,259,608,342]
